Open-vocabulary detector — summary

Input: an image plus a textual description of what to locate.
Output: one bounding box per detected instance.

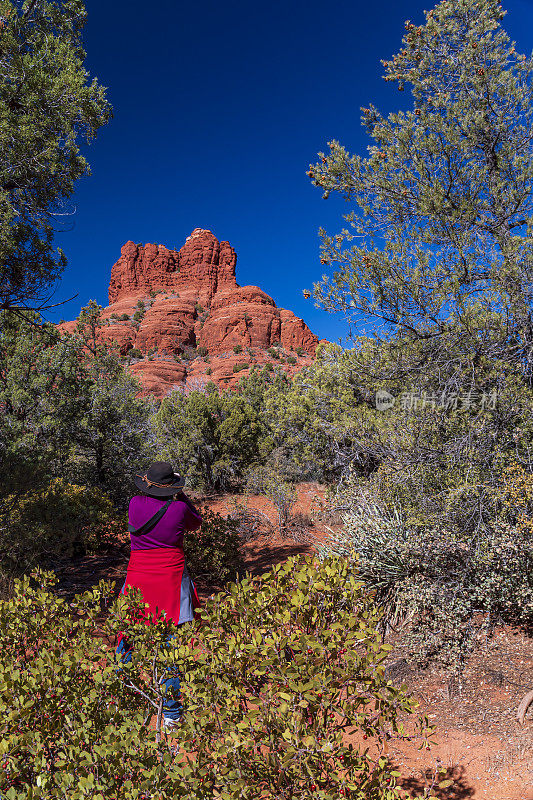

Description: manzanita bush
[0,554,432,799]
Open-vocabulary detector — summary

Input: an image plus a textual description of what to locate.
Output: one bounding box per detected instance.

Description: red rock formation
[108,228,237,306]
[61,229,319,397]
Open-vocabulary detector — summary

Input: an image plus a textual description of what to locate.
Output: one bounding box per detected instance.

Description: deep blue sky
[48,0,533,344]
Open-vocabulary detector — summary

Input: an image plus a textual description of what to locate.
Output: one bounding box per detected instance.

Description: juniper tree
[308,0,533,383]
[0,307,154,509]
[0,0,111,311]
[152,385,265,492]
[302,0,533,548]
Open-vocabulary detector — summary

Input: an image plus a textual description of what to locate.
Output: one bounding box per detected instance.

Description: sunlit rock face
[60,228,319,397]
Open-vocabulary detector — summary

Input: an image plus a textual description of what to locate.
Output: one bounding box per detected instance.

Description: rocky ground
[52,484,533,799]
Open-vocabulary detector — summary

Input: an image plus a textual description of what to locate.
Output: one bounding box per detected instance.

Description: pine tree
[308,0,533,378]
[0,0,111,310]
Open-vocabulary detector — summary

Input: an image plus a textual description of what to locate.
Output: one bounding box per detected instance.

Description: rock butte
[60,228,322,397]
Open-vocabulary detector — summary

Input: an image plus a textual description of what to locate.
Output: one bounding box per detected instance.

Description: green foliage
[0,0,111,310]
[0,308,155,581]
[309,0,533,356]
[286,355,297,365]
[268,347,280,359]
[180,347,195,362]
[2,479,117,576]
[66,305,157,503]
[232,361,249,373]
[0,556,429,798]
[263,343,369,482]
[119,313,130,321]
[128,348,143,359]
[232,344,242,353]
[0,311,83,500]
[295,347,303,356]
[132,310,144,323]
[195,303,204,314]
[151,385,265,491]
[318,462,533,675]
[196,346,208,357]
[205,366,212,375]
[303,0,533,518]
[0,572,179,799]
[183,506,244,588]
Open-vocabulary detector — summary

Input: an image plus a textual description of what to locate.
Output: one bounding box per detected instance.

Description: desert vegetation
[1,0,533,797]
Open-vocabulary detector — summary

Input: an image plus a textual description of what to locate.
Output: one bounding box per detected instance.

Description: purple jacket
[128,494,202,551]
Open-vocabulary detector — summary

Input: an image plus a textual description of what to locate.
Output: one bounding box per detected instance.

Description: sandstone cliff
[61,228,319,397]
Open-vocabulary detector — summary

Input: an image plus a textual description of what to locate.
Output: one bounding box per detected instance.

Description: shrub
[136,300,145,310]
[0,572,179,798]
[286,355,297,365]
[0,556,429,799]
[226,497,276,542]
[268,347,280,359]
[262,362,274,372]
[86,516,127,554]
[233,344,242,353]
[128,347,143,359]
[245,465,297,536]
[132,309,144,323]
[318,464,533,678]
[295,347,303,356]
[183,505,244,588]
[195,303,204,314]
[205,366,212,375]
[0,479,117,577]
[233,362,249,373]
[149,290,157,298]
[119,313,130,321]
[197,346,208,357]
[110,312,119,320]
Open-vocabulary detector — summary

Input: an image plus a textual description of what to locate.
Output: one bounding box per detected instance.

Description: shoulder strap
[128,499,172,536]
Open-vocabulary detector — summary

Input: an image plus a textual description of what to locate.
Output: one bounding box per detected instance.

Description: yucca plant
[317,492,417,630]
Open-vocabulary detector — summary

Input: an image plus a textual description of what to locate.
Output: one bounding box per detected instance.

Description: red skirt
[117,548,200,645]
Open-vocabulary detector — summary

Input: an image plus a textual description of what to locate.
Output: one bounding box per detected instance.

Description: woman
[115,461,202,730]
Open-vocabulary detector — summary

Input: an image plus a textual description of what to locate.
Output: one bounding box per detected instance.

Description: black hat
[134,462,186,497]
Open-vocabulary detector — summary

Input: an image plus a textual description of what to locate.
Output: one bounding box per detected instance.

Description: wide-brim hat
[134,461,186,496]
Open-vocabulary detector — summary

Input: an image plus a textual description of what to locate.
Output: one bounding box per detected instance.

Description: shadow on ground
[241,538,312,576]
[52,545,129,601]
[400,766,475,798]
